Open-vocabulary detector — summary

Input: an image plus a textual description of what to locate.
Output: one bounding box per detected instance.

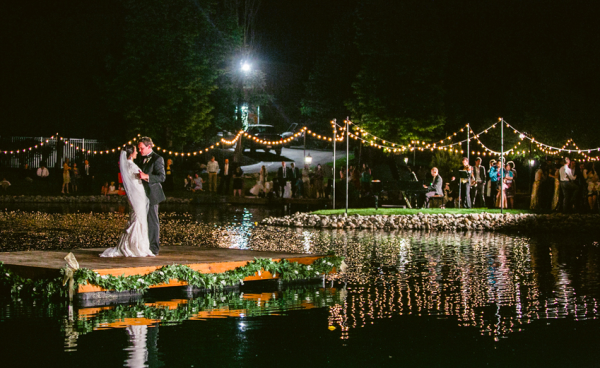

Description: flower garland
[0,256,344,299]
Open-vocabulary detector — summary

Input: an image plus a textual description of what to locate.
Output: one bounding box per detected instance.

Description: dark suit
[420,175,443,208]
[290,166,301,197]
[471,165,487,207]
[277,166,292,197]
[140,151,166,255]
[82,164,94,193]
[218,163,233,195]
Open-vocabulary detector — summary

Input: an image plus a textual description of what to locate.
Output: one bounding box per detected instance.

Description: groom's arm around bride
[138,137,166,255]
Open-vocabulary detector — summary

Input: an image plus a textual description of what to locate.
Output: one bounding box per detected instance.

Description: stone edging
[261,212,600,232]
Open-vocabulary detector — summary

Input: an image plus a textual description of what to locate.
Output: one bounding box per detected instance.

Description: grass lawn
[312,208,533,216]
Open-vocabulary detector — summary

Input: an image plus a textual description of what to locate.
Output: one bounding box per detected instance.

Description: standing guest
[218,158,232,195]
[259,165,267,187]
[164,159,174,192]
[584,163,599,211]
[471,157,487,207]
[507,161,517,193]
[351,165,361,189]
[191,173,204,192]
[290,162,301,198]
[443,182,454,208]
[420,167,443,208]
[503,163,515,209]
[302,164,311,198]
[1,178,11,191]
[486,159,496,207]
[360,165,372,196]
[206,156,219,193]
[548,163,561,211]
[277,161,291,197]
[37,163,50,194]
[576,162,588,210]
[559,157,579,213]
[71,163,80,193]
[488,160,502,208]
[61,159,71,194]
[455,157,473,208]
[530,162,547,210]
[232,167,244,197]
[82,160,93,194]
[314,164,325,198]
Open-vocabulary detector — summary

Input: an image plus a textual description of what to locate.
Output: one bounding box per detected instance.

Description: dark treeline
[2,0,599,150]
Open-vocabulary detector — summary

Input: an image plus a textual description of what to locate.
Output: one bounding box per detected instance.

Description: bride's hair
[123,144,136,159]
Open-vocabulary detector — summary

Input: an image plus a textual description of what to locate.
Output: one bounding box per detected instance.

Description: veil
[120,150,135,196]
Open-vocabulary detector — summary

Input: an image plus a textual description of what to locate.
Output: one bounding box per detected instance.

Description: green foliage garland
[0,256,343,298]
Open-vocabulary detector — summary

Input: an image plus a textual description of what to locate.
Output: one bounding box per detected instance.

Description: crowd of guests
[530,158,599,213]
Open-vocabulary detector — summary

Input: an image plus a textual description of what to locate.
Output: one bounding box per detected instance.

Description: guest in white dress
[101,145,155,257]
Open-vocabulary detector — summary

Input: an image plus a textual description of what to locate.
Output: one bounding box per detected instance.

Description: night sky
[2,0,599,145]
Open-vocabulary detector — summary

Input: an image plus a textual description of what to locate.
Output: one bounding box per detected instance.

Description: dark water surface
[1,204,599,367]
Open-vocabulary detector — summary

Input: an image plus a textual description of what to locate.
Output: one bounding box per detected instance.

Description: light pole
[345,117,349,215]
[333,119,337,209]
[500,117,504,214]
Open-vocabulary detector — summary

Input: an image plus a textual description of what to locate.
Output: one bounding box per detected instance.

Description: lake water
[1,204,599,367]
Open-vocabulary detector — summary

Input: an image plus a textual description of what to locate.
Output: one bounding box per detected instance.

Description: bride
[100,145,155,257]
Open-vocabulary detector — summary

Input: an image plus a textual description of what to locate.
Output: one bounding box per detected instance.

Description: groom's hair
[123,144,136,159]
[140,137,154,148]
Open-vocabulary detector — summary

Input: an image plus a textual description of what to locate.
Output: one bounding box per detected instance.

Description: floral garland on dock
[0,256,344,299]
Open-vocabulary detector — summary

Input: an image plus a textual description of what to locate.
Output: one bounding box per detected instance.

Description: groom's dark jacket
[139,151,166,205]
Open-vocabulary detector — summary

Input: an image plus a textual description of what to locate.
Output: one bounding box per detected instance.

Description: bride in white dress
[100,145,155,257]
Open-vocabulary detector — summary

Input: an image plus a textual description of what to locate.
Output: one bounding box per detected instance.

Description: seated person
[191,173,204,192]
[101,182,109,196]
[419,167,443,208]
[443,182,454,208]
[107,181,120,195]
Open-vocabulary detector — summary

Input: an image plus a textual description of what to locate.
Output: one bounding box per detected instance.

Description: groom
[138,137,166,255]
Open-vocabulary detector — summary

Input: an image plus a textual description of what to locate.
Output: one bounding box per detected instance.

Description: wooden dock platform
[0,246,326,295]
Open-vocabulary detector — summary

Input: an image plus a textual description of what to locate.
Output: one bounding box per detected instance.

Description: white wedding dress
[100,151,155,257]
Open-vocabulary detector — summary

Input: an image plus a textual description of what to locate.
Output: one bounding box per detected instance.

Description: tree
[104,0,239,149]
[347,0,448,145]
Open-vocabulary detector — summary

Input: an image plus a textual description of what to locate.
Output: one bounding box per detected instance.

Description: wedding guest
[559,157,579,213]
[218,158,232,195]
[259,165,267,187]
[206,156,219,193]
[303,164,312,198]
[455,157,473,208]
[82,159,93,193]
[232,167,244,197]
[314,164,325,198]
[471,157,487,207]
[585,163,599,211]
[548,163,561,211]
[184,174,194,191]
[360,165,372,196]
[290,162,301,198]
[507,160,517,193]
[71,163,80,193]
[277,161,291,197]
[530,162,547,210]
[489,160,502,208]
[503,163,515,209]
[191,173,204,192]
[108,181,119,195]
[486,159,496,207]
[101,182,109,196]
[61,158,71,194]
[164,159,174,192]
[443,182,454,208]
[351,165,361,189]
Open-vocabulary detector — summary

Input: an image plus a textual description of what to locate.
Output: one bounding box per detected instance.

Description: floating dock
[0,246,328,296]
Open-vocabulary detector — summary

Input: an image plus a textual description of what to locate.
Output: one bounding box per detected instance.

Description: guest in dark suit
[471,157,487,207]
[218,158,232,195]
[277,161,291,197]
[138,137,166,256]
[419,167,443,208]
[82,159,94,194]
[290,162,301,198]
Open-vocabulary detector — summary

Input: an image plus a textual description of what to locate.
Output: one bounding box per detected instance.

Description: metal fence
[0,136,105,169]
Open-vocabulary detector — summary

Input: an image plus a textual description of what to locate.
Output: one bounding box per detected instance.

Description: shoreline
[261,212,600,232]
